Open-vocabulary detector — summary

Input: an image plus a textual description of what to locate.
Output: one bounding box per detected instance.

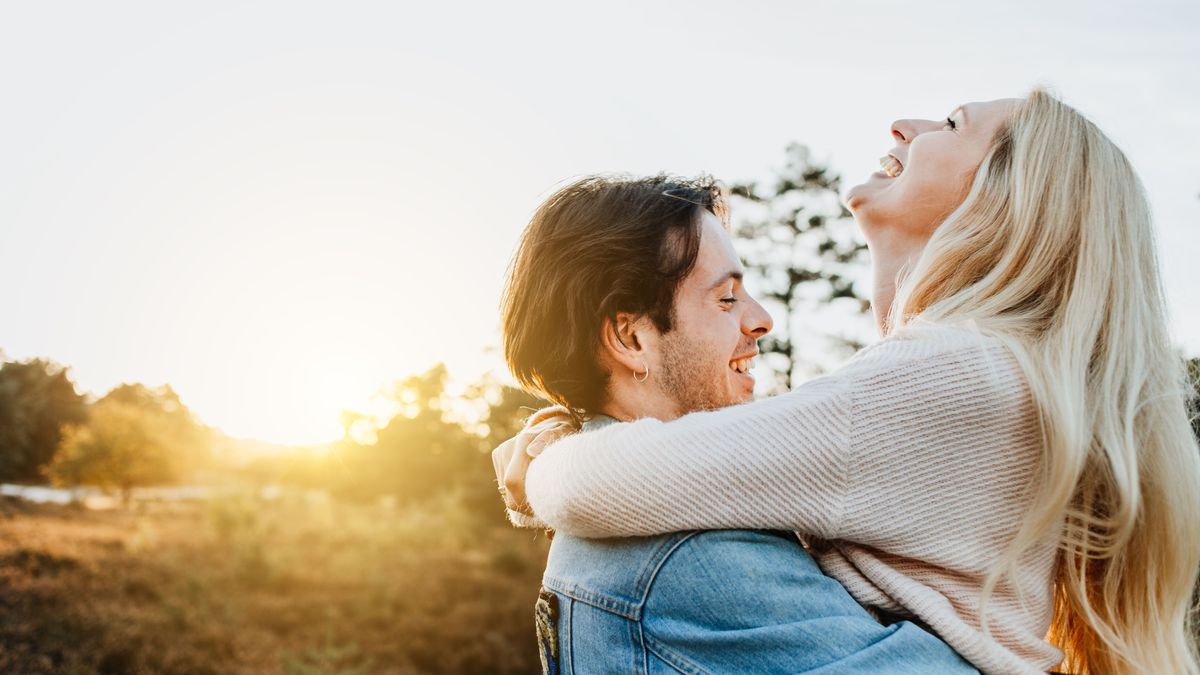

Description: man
[495,175,974,674]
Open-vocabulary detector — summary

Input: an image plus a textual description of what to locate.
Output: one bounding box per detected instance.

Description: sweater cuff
[507,508,551,530]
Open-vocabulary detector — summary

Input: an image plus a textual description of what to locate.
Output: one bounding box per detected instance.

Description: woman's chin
[846,171,900,210]
[845,180,878,212]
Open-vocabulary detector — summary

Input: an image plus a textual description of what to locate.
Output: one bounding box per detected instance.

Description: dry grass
[0,494,549,674]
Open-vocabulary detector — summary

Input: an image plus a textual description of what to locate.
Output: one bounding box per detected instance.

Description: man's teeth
[879,155,904,177]
[730,357,756,374]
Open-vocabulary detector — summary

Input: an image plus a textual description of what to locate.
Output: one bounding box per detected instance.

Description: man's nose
[891,118,943,143]
[743,297,773,338]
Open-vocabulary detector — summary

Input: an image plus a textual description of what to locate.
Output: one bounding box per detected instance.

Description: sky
[2,0,1197,445]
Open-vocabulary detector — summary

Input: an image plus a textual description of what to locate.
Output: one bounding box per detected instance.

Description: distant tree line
[0,358,213,500]
[0,353,545,520]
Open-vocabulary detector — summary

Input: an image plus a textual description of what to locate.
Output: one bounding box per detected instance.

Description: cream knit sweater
[525,325,1065,675]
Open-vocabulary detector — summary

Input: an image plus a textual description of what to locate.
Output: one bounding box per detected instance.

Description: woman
[496,90,1200,674]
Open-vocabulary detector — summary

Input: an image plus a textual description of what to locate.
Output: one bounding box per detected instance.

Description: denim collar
[581,413,619,433]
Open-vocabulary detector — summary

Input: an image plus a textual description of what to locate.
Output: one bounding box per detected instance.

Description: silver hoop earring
[633,360,650,383]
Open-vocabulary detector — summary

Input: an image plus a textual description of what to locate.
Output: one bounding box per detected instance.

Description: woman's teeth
[879,155,904,177]
[730,357,756,374]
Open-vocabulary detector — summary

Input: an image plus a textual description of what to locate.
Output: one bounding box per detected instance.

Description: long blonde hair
[892,89,1200,674]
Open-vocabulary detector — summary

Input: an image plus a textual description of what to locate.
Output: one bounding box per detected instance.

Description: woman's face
[845,98,1021,243]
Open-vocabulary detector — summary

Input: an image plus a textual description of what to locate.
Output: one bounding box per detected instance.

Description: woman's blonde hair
[892,89,1200,674]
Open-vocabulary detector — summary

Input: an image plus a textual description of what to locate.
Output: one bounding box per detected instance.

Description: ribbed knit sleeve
[525,375,854,538]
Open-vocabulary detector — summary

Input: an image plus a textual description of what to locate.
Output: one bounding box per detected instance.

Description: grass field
[0,494,549,674]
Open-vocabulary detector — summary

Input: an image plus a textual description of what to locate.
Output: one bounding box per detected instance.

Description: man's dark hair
[502,174,727,417]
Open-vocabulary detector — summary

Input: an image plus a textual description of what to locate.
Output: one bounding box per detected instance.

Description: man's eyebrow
[707,270,743,292]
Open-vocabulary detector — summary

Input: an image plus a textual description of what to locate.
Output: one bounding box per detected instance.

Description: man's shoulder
[542,530,812,619]
[542,531,697,618]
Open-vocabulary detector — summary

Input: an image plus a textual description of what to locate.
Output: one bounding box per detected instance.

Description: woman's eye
[945,116,958,131]
[720,297,738,306]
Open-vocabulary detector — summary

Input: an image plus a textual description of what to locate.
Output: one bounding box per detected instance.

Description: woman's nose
[891,119,914,143]
[892,118,942,143]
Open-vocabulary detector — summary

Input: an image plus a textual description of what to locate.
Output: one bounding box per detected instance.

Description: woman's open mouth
[879,154,904,178]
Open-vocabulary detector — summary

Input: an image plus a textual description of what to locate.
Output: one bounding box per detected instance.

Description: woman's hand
[491,407,578,517]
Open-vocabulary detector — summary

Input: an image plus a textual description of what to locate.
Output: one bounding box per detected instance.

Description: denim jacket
[536,529,978,674]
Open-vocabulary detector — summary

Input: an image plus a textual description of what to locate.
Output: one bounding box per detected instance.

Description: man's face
[646,212,773,414]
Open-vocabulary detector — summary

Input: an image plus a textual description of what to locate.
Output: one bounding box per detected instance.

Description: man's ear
[600,312,651,375]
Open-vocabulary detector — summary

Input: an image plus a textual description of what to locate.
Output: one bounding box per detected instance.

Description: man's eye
[720,297,738,305]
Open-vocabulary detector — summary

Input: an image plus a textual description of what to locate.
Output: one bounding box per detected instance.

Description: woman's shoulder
[849,321,1014,365]
[837,322,1028,398]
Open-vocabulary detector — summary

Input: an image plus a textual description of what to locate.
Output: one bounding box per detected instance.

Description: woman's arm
[525,375,855,538]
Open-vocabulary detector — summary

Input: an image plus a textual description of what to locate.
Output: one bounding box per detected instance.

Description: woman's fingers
[503,437,534,514]
[491,418,578,516]
[492,437,514,490]
[492,437,527,513]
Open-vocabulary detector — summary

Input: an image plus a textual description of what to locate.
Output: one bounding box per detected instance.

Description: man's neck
[598,377,684,423]
[597,396,683,423]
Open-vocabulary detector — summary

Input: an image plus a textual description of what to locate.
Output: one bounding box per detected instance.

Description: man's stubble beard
[656,329,735,415]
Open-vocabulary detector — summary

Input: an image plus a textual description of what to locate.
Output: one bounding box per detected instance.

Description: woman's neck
[867,233,928,337]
